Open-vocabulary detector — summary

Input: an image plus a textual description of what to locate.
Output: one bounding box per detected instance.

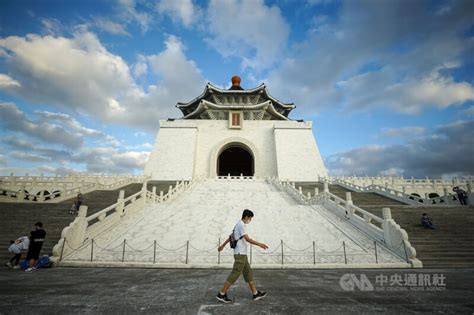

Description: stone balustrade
[266,177,422,268]
[323,175,473,197]
[0,174,148,203]
[52,177,201,262]
[325,177,472,206]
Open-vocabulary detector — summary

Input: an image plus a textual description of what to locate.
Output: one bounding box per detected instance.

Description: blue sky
[0,0,473,178]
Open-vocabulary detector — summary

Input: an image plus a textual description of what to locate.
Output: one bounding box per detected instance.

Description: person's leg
[13,253,21,265]
[220,255,245,294]
[29,258,37,268]
[242,257,257,294]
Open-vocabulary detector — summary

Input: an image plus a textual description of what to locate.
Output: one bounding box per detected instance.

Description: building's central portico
[145,78,327,181]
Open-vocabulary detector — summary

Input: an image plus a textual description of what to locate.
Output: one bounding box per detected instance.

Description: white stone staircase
[64,179,409,268]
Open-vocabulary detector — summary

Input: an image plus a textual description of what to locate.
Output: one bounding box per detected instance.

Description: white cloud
[1,103,150,175]
[266,0,474,115]
[382,127,426,138]
[0,102,84,148]
[326,120,474,177]
[206,0,289,71]
[0,31,205,131]
[41,17,62,35]
[94,17,130,36]
[132,54,148,78]
[118,0,153,33]
[155,0,197,27]
[0,73,20,88]
[464,106,474,116]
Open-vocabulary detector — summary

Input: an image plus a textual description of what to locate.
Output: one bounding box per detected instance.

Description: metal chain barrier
[59,237,407,265]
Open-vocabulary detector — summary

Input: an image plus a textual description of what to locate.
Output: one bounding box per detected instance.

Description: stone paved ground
[0,267,473,314]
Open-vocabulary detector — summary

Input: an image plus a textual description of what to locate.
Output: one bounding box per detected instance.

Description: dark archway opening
[218,146,254,176]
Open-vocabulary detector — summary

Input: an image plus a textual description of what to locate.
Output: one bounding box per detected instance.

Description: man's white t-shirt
[233,220,248,255]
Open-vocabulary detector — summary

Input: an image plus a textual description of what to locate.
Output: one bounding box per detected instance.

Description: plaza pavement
[0,267,473,314]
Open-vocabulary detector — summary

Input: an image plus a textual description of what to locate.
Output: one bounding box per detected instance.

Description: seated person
[6,235,30,269]
[420,213,435,229]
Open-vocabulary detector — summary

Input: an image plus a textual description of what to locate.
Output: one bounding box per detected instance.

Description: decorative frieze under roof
[176,83,295,120]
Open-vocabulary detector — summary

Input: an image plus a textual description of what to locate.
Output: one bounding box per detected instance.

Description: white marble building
[145,81,327,182]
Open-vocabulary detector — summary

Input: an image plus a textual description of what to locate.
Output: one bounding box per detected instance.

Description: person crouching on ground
[6,235,30,269]
[25,222,46,272]
[216,209,268,303]
[421,213,435,229]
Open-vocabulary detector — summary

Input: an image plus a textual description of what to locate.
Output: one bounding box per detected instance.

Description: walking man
[216,209,268,303]
[25,222,46,272]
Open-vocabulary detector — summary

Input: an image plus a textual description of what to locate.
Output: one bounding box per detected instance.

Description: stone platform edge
[55,261,413,269]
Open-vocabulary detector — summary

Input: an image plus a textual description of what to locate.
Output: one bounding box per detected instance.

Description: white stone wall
[144,123,198,180]
[274,121,328,181]
[145,119,327,181]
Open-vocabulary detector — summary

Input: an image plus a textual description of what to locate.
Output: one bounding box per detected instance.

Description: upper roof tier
[176,83,295,120]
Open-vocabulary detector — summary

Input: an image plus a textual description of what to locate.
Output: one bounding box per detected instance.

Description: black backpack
[229,230,244,249]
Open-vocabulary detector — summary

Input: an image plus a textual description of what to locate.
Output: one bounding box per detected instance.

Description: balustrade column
[116,190,125,216]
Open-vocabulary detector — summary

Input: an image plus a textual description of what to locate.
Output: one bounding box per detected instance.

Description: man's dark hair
[422,213,427,216]
[35,221,43,228]
[242,209,254,219]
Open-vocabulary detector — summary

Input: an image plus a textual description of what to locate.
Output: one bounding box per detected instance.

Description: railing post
[116,190,125,216]
[152,186,156,202]
[91,239,94,262]
[153,240,157,264]
[374,241,378,264]
[345,192,353,216]
[218,238,221,265]
[314,187,319,196]
[343,241,347,264]
[185,241,189,264]
[323,182,329,193]
[122,239,126,262]
[159,191,163,202]
[281,240,284,265]
[313,241,316,265]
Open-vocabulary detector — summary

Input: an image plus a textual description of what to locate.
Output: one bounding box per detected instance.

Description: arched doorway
[217,145,254,176]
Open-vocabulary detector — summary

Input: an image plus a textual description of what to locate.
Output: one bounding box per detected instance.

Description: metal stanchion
[90,239,94,262]
[343,241,347,264]
[153,240,157,264]
[185,241,189,264]
[281,240,284,265]
[218,238,220,265]
[122,239,126,262]
[374,241,378,264]
[313,241,316,265]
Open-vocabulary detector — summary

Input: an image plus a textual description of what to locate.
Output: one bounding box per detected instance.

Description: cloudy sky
[0,0,473,178]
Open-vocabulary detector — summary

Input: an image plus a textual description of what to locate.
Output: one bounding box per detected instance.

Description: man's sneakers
[5,262,13,269]
[216,292,232,304]
[25,267,36,272]
[253,290,267,301]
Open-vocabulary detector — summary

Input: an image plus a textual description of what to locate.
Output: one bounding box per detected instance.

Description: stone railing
[216,175,255,180]
[328,178,472,206]
[52,178,202,262]
[267,177,422,268]
[146,176,205,203]
[325,175,473,197]
[0,174,147,203]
